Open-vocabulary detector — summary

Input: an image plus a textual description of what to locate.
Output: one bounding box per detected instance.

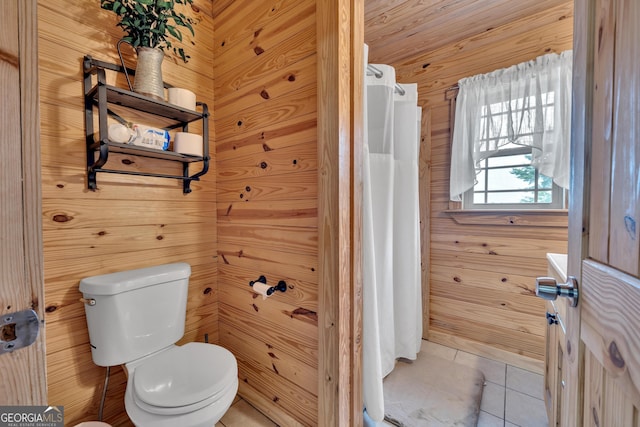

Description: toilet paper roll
[251,281,271,300]
[173,132,203,157]
[167,87,196,111]
[108,123,134,144]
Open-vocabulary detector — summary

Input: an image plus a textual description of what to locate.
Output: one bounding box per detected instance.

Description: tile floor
[423,341,548,427]
[215,340,549,427]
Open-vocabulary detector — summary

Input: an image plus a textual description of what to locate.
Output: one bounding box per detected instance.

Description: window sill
[444,209,568,227]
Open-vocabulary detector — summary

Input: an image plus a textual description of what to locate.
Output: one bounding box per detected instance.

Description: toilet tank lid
[80,263,191,296]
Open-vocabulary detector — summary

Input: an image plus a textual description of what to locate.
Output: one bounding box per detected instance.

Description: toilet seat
[124,374,238,427]
[132,376,236,416]
[130,343,237,416]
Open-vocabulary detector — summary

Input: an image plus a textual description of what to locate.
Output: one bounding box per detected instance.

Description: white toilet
[80,263,238,427]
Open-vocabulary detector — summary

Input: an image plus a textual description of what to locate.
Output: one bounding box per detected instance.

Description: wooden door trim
[0,0,46,404]
[20,0,45,324]
[565,0,596,424]
[20,0,47,403]
[317,0,363,425]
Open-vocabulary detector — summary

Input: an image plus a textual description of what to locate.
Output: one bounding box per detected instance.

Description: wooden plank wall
[212,1,319,425]
[37,1,216,425]
[392,2,574,370]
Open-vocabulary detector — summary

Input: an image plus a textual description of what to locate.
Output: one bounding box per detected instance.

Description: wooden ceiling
[364,0,573,65]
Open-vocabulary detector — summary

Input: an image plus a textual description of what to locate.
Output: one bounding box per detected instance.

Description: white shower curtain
[362,57,422,422]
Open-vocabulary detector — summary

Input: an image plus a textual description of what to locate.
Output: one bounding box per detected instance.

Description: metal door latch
[536,276,579,307]
[0,309,40,355]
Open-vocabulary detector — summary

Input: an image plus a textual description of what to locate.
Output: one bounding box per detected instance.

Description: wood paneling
[38,0,216,424]
[394,2,575,95]
[213,1,322,425]
[429,330,544,373]
[0,0,47,405]
[34,0,581,424]
[365,0,571,64]
[387,3,573,365]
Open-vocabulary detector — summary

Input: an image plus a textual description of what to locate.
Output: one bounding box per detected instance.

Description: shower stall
[362,49,423,422]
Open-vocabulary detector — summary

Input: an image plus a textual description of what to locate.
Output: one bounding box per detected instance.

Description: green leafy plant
[510,155,553,203]
[101,0,196,63]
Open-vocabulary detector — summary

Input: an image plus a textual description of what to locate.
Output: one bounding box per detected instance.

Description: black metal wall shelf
[83,55,209,194]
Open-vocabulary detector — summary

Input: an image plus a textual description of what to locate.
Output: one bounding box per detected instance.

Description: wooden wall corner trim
[420,108,432,339]
[317,0,363,425]
[350,0,365,424]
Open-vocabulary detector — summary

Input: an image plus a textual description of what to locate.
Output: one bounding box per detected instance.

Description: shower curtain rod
[366,64,406,96]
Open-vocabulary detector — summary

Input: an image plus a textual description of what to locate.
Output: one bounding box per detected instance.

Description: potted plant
[101,0,196,100]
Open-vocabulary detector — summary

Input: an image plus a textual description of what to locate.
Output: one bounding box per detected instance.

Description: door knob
[536,276,579,307]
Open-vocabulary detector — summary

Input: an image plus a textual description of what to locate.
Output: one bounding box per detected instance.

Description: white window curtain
[450,50,573,201]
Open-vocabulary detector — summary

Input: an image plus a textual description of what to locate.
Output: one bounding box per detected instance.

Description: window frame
[462,145,566,210]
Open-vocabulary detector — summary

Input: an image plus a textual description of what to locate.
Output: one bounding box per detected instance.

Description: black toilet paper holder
[249,275,287,296]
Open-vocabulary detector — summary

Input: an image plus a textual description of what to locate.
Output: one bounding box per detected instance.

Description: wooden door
[559,0,640,425]
[0,0,46,405]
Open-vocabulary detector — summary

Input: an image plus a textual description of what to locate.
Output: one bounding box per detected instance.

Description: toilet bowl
[80,263,238,426]
[124,343,238,426]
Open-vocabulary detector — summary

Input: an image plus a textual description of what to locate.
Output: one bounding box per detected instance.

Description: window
[463,90,565,209]
[464,145,565,209]
[449,50,572,209]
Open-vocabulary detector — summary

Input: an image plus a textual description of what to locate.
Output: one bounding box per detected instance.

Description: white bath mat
[383,352,485,427]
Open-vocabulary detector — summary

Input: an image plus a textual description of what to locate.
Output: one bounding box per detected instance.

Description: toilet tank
[79,263,191,367]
